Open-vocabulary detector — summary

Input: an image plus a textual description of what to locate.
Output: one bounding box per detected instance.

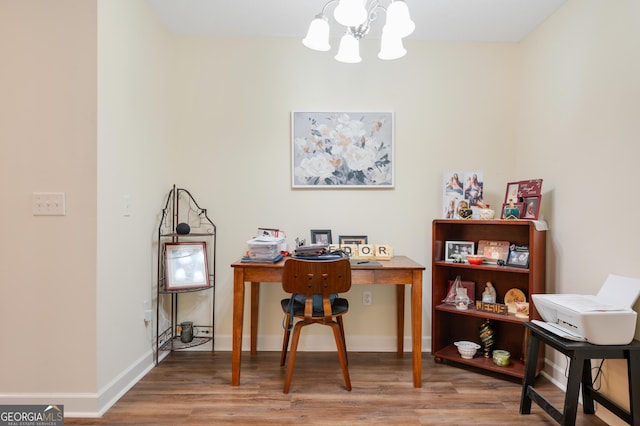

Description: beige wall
[0,0,98,404]
[96,0,174,413]
[519,1,640,424]
[170,37,520,350]
[1,0,638,422]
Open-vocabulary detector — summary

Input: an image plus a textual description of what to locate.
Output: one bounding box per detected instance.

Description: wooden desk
[230,256,425,387]
[520,321,640,425]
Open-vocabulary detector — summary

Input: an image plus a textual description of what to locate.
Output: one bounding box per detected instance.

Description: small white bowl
[454,341,481,359]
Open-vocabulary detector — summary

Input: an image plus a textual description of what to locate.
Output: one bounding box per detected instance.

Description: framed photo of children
[503,179,543,220]
[444,241,475,262]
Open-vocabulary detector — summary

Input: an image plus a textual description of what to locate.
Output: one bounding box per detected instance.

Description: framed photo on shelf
[310,229,332,245]
[164,242,209,291]
[501,203,523,219]
[477,240,510,264]
[522,197,541,219]
[338,235,368,246]
[507,244,530,268]
[444,241,475,262]
[503,179,543,220]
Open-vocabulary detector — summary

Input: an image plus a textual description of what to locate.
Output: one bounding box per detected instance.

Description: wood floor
[67,351,608,425]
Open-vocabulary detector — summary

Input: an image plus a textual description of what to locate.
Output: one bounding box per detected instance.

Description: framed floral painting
[291,112,394,188]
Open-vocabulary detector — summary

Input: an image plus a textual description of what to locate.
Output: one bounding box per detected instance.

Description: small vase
[479,319,494,358]
[479,204,495,220]
[454,293,470,310]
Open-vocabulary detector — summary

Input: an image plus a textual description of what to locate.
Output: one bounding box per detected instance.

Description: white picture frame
[163,242,209,291]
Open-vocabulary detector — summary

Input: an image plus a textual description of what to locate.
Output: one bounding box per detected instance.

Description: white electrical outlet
[122,195,132,217]
[32,192,66,216]
[363,291,372,306]
[143,300,152,322]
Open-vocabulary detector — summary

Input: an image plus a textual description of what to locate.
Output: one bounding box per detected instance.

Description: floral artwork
[292,112,394,188]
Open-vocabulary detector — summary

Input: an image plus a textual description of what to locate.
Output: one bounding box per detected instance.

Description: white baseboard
[0,349,158,418]
[95,349,157,416]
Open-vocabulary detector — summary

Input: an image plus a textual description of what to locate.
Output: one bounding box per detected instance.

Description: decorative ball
[176,222,191,235]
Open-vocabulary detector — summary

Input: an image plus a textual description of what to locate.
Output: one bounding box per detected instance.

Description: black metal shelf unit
[155,185,216,364]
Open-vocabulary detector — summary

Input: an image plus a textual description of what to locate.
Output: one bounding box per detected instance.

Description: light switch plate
[32,192,66,216]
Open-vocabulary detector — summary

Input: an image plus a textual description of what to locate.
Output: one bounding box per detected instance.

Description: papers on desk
[246,236,285,261]
[241,253,284,263]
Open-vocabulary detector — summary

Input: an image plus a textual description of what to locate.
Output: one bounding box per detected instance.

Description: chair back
[282,258,351,316]
[280,257,353,392]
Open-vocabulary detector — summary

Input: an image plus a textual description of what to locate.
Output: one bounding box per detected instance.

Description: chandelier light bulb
[335,33,362,63]
[334,0,368,27]
[385,0,415,38]
[378,28,407,60]
[302,14,331,51]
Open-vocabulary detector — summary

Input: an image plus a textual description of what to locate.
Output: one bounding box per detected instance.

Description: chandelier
[303,0,415,63]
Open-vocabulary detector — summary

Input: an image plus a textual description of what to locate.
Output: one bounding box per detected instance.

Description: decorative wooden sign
[475,301,508,315]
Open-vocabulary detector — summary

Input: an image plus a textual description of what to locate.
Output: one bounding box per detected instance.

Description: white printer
[532,274,640,345]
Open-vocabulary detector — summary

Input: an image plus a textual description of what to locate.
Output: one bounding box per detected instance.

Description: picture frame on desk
[339,235,368,246]
[163,242,209,291]
[310,229,332,244]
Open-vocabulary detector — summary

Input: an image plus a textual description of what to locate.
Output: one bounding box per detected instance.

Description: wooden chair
[279,258,352,393]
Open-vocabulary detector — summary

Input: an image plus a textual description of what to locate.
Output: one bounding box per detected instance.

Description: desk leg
[411,270,423,388]
[396,284,404,356]
[250,282,260,355]
[232,269,246,386]
[520,333,540,414]
[628,350,640,426]
[562,351,585,426]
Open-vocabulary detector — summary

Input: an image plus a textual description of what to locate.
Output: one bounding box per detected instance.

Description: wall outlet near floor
[362,291,372,306]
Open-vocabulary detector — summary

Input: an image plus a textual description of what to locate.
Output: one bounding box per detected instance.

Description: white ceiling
[144,0,566,42]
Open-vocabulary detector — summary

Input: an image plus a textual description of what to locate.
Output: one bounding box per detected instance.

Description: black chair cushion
[281,297,349,317]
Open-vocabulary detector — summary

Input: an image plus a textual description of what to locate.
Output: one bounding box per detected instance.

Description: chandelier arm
[320,0,340,16]
[366,0,384,18]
